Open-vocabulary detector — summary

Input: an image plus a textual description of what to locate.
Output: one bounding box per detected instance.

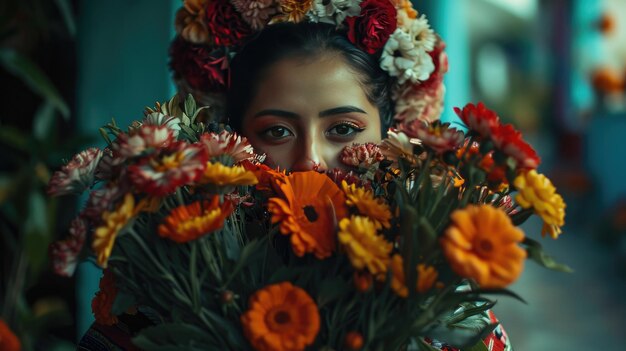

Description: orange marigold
[91,269,119,326]
[158,196,234,243]
[241,282,320,351]
[268,171,347,259]
[0,319,21,351]
[441,204,526,289]
[341,180,392,229]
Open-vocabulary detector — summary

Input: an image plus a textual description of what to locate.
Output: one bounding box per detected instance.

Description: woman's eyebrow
[253,109,300,119]
[319,106,367,117]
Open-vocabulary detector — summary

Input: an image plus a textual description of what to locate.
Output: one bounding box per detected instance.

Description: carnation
[346,0,397,54]
[340,142,385,168]
[307,0,362,25]
[169,37,229,92]
[50,215,87,277]
[199,130,256,163]
[47,148,103,196]
[380,29,434,84]
[230,0,278,30]
[205,0,253,46]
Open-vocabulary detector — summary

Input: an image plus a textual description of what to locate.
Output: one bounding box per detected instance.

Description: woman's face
[241,54,382,171]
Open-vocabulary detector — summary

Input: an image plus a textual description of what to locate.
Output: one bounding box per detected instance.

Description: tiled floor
[493,216,626,349]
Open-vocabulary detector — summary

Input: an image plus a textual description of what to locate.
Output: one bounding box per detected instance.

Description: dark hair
[226,22,393,134]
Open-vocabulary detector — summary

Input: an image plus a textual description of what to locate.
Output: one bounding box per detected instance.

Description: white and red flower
[399,120,464,154]
[112,125,176,160]
[142,112,182,138]
[50,215,87,277]
[128,141,208,196]
[83,183,128,224]
[47,148,104,196]
[340,142,385,168]
[199,130,256,163]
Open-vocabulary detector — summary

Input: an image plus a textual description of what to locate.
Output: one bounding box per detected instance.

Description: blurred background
[1,0,625,349]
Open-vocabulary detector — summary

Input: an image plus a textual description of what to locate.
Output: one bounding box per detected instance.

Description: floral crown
[170,0,449,124]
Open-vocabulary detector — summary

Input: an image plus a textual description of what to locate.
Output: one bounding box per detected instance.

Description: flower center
[303,205,319,222]
[476,238,494,257]
[152,152,183,172]
[274,310,291,324]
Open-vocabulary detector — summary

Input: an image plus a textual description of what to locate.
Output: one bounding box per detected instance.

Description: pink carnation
[199,130,256,163]
[399,120,464,154]
[340,142,385,168]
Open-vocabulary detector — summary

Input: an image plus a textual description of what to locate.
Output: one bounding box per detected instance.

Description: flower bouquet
[49,95,568,350]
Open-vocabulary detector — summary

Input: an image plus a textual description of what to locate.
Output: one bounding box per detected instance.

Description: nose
[290,137,327,172]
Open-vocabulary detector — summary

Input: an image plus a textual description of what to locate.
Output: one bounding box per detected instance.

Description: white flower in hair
[307,0,362,25]
[407,14,436,52]
[380,29,435,84]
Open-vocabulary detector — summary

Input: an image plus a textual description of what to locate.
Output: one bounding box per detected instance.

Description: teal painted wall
[75,0,178,339]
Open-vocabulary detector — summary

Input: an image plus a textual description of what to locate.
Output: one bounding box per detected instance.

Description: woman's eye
[262,126,293,139]
[327,123,363,138]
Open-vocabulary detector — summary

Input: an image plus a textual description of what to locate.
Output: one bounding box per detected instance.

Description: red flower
[453,102,500,139]
[205,0,253,47]
[169,36,228,92]
[340,143,385,168]
[491,123,541,170]
[112,125,175,160]
[417,39,448,95]
[91,269,119,326]
[0,319,21,351]
[345,0,397,54]
[128,141,208,196]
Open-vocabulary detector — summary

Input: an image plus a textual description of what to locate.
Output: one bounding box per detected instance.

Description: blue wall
[75,0,177,338]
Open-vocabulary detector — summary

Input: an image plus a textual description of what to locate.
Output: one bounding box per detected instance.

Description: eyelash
[327,121,366,137]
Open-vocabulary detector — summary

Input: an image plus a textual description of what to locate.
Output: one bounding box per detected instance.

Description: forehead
[250,55,371,109]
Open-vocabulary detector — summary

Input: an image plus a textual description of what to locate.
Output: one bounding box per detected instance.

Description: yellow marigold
[158,196,234,243]
[91,269,119,326]
[200,162,258,186]
[441,205,526,289]
[92,193,141,268]
[0,319,21,351]
[338,216,392,276]
[514,170,566,239]
[389,254,439,298]
[241,282,320,351]
[341,180,392,229]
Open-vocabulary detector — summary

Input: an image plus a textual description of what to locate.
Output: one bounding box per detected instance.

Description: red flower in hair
[169,37,228,92]
[491,123,540,170]
[345,0,397,54]
[418,39,448,95]
[454,102,500,139]
[205,0,253,47]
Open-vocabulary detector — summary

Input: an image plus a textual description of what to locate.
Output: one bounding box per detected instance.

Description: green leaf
[33,101,56,142]
[316,277,349,307]
[54,0,76,36]
[0,48,69,118]
[23,190,51,271]
[184,94,197,117]
[524,237,573,273]
[132,323,215,350]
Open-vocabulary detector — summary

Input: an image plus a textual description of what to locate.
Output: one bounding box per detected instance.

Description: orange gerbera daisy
[441,204,526,289]
[92,193,143,268]
[158,196,234,243]
[0,319,21,351]
[342,180,392,229]
[91,269,119,326]
[199,162,258,187]
[241,282,320,351]
[268,171,347,259]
